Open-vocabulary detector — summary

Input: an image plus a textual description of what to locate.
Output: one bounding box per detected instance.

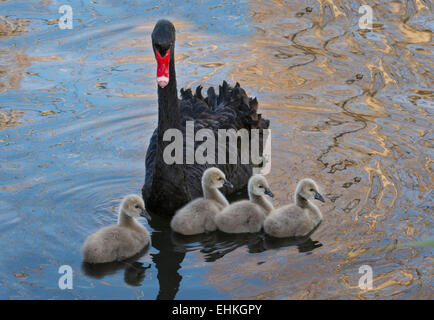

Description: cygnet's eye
[310,188,314,192]
[135,205,140,209]
[259,185,263,188]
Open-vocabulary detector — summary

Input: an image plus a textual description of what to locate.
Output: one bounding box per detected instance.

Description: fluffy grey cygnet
[170,167,232,235]
[81,194,151,263]
[215,174,274,233]
[264,178,325,238]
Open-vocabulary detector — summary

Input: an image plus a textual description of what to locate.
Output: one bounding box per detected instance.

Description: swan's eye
[135,205,139,209]
[310,189,314,192]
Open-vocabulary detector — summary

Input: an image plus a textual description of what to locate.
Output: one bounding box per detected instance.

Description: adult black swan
[142,20,270,216]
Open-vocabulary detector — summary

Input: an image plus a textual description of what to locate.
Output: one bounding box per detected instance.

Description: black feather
[144,81,270,216]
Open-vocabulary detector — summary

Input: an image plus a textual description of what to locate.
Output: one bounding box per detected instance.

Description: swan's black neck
[157,55,181,133]
[148,48,191,215]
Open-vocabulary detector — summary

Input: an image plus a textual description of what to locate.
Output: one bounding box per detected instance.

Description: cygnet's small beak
[264,188,274,198]
[314,192,325,203]
[140,208,152,221]
[223,180,233,189]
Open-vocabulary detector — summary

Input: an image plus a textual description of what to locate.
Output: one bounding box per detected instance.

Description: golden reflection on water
[0,17,28,129]
[204,0,433,299]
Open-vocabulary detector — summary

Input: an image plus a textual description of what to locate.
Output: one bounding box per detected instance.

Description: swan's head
[202,167,233,189]
[152,19,176,88]
[296,179,325,203]
[248,174,274,198]
[120,194,151,220]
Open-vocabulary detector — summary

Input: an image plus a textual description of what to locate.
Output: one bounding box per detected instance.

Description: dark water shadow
[263,234,323,253]
[81,245,151,286]
[147,213,185,300]
[170,211,323,260]
[264,221,323,253]
[171,229,323,261]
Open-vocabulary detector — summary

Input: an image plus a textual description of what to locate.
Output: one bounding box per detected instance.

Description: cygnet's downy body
[215,174,274,233]
[81,194,151,263]
[170,167,232,235]
[264,178,325,238]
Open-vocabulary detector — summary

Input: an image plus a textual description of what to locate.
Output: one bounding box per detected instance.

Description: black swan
[142,19,270,216]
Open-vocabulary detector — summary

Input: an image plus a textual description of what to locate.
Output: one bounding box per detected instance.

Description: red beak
[155,48,170,88]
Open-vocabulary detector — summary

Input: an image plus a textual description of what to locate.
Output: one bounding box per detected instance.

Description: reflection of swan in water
[148,213,185,300]
[263,235,322,253]
[263,221,323,253]
[124,262,152,287]
[171,229,322,262]
[81,246,151,286]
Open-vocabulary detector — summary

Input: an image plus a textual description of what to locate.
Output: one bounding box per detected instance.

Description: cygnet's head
[120,194,151,220]
[248,174,274,197]
[202,167,233,189]
[296,179,325,203]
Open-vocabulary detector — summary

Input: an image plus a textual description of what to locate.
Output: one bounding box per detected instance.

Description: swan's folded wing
[179,81,269,131]
[179,81,270,198]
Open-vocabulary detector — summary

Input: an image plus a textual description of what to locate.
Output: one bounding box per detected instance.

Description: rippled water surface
[0,0,432,299]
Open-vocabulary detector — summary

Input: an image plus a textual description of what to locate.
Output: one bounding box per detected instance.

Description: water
[0,0,432,299]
